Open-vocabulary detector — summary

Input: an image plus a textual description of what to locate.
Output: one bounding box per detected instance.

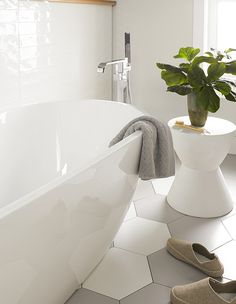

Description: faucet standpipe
[97,58,132,104]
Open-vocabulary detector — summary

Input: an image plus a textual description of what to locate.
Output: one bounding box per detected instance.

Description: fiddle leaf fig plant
[156,47,236,113]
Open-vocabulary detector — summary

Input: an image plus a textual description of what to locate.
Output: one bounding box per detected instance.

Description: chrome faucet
[97,33,132,104]
[97,58,129,73]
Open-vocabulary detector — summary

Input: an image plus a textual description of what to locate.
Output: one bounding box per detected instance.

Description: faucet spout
[97,59,128,73]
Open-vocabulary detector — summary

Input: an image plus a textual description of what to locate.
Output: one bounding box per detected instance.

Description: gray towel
[109,116,175,180]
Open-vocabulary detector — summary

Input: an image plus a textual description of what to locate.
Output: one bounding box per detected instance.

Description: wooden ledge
[48,0,116,5]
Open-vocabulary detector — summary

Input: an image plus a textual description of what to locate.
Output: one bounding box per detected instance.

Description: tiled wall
[0,0,112,109]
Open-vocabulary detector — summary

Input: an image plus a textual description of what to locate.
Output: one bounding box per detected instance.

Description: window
[194,0,236,53]
[207,0,236,51]
[193,0,236,82]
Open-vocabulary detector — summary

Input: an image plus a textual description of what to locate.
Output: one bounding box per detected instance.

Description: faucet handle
[97,58,129,73]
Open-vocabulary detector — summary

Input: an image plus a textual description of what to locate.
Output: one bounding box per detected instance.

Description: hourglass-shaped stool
[167,116,236,218]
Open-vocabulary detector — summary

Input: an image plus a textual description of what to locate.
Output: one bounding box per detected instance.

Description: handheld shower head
[125,32,131,65]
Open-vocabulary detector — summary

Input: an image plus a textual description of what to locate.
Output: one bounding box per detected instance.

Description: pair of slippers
[167,238,236,304]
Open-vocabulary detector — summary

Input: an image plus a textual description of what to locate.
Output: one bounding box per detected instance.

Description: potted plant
[156,47,236,127]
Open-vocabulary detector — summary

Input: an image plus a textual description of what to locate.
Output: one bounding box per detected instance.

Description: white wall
[0,0,112,109]
[113,0,194,122]
[113,0,236,153]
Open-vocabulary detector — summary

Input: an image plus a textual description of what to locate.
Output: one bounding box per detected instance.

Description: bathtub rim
[0,130,142,220]
[0,98,133,114]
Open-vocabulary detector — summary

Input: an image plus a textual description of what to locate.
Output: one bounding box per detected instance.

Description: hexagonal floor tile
[124,202,136,221]
[120,283,171,304]
[135,193,183,224]
[152,176,175,196]
[133,180,155,201]
[168,216,231,251]
[213,240,236,280]
[148,248,206,287]
[222,214,236,239]
[66,288,119,304]
[114,217,170,255]
[83,248,152,300]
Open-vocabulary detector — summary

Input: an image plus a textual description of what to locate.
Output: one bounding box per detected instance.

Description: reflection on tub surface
[0,100,143,304]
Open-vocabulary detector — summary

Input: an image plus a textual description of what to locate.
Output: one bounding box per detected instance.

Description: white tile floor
[114,217,170,256]
[83,248,152,300]
[66,154,236,304]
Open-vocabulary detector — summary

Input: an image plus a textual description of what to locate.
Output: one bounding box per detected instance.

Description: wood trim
[48,0,116,5]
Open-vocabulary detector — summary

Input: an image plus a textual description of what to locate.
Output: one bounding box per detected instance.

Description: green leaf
[167,85,192,95]
[156,63,182,72]
[225,48,236,54]
[225,62,236,75]
[207,62,226,81]
[205,51,214,57]
[192,56,216,66]
[208,87,220,113]
[196,86,220,112]
[161,70,187,86]
[195,87,209,110]
[220,78,236,88]
[225,60,236,63]
[187,65,206,88]
[174,47,200,62]
[214,81,231,96]
[216,51,225,61]
[225,91,236,102]
[208,87,220,112]
[179,63,190,73]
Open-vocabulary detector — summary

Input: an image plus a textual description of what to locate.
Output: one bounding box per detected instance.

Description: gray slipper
[167,238,224,277]
[171,278,236,304]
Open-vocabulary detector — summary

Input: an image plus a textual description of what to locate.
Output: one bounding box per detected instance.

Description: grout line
[123,216,137,223]
[132,193,154,203]
[221,220,234,241]
[211,239,233,252]
[113,241,173,259]
[167,214,185,225]
[81,248,111,288]
[219,207,236,222]
[153,281,172,289]
[64,288,80,303]
[150,179,156,194]
[84,283,154,302]
[167,223,173,237]
[118,282,153,301]
[113,245,147,257]
[147,255,154,283]
[133,200,138,216]
[81,287,120,302]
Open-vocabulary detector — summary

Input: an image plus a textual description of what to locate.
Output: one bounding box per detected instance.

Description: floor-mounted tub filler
[0,100,143,304]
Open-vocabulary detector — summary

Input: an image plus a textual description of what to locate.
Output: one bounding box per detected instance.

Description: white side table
[167,116,236,218]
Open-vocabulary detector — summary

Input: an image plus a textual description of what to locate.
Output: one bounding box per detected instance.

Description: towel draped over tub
[109,115,175,180]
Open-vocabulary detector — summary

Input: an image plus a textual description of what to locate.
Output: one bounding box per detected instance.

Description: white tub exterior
[0,100,143,304]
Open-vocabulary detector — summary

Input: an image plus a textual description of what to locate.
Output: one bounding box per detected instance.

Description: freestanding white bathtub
[0,100,143,304]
